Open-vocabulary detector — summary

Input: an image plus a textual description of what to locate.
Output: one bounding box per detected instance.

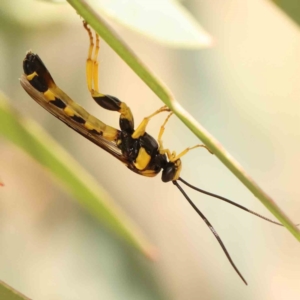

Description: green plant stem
[271,0,300,27]
[67,0,299,241]
[0,280,31,300]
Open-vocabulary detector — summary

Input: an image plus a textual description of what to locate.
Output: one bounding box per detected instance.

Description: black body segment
[71,115,86,124]
[23,52,55,92]
[93,94,134,132]
[51,98,67,109]
[27,75,48,93]
[93,94,122,111]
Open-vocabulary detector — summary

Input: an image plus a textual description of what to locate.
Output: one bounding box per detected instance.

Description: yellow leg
[83,21,94,93]
[82,22,135,131]
[93,32,100,92]
[157,112,173,152]
[83,21,103,96]
[159,147,174,161]
[157,112,213,161]
[131,106,170,139]
[171,144,213,162]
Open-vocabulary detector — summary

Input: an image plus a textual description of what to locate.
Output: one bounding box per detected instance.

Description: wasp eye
[162,162,176,182]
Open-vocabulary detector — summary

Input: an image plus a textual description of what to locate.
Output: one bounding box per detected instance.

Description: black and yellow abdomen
[23,52,120,142]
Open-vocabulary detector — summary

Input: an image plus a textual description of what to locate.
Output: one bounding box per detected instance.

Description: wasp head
[162,159,182,182]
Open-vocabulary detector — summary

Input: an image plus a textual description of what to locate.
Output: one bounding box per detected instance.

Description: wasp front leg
[157,112,213,162]
[156,112,174,160]
[131,106,170,139]
[83,22,134,133]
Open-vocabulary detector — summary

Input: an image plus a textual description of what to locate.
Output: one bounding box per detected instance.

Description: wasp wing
[20,74,128,166]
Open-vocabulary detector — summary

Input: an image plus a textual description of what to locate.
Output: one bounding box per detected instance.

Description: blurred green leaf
[0,280,31,300]
[272,0,300,27]
[86,0,212,48]
[0,93,156,259]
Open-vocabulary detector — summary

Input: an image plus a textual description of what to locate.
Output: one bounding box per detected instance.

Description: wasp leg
[92,27,100,93]
[156,112,175,160]
[83,21,95,93]
[131,106,170,139]
[157,112,172,153]
[83,21,134,132]
[83,21,102,95]
[157,112,213,161]
[159,143,212,163]
[171,144,213,162]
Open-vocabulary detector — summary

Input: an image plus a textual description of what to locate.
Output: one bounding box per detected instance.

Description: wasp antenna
[178,177,295,227]
[173,180,248,285]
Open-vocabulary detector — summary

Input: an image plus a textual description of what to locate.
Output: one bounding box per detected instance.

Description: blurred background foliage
[272,0,300,27]
[0,0,299,300]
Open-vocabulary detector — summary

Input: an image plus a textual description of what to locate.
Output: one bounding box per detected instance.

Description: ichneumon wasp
[20,21,289,285]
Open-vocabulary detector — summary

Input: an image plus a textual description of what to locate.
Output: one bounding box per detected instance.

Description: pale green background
[0,1,299,300]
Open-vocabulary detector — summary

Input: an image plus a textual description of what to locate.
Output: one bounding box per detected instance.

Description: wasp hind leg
[83,21,134,133]
[83,20,99,94]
